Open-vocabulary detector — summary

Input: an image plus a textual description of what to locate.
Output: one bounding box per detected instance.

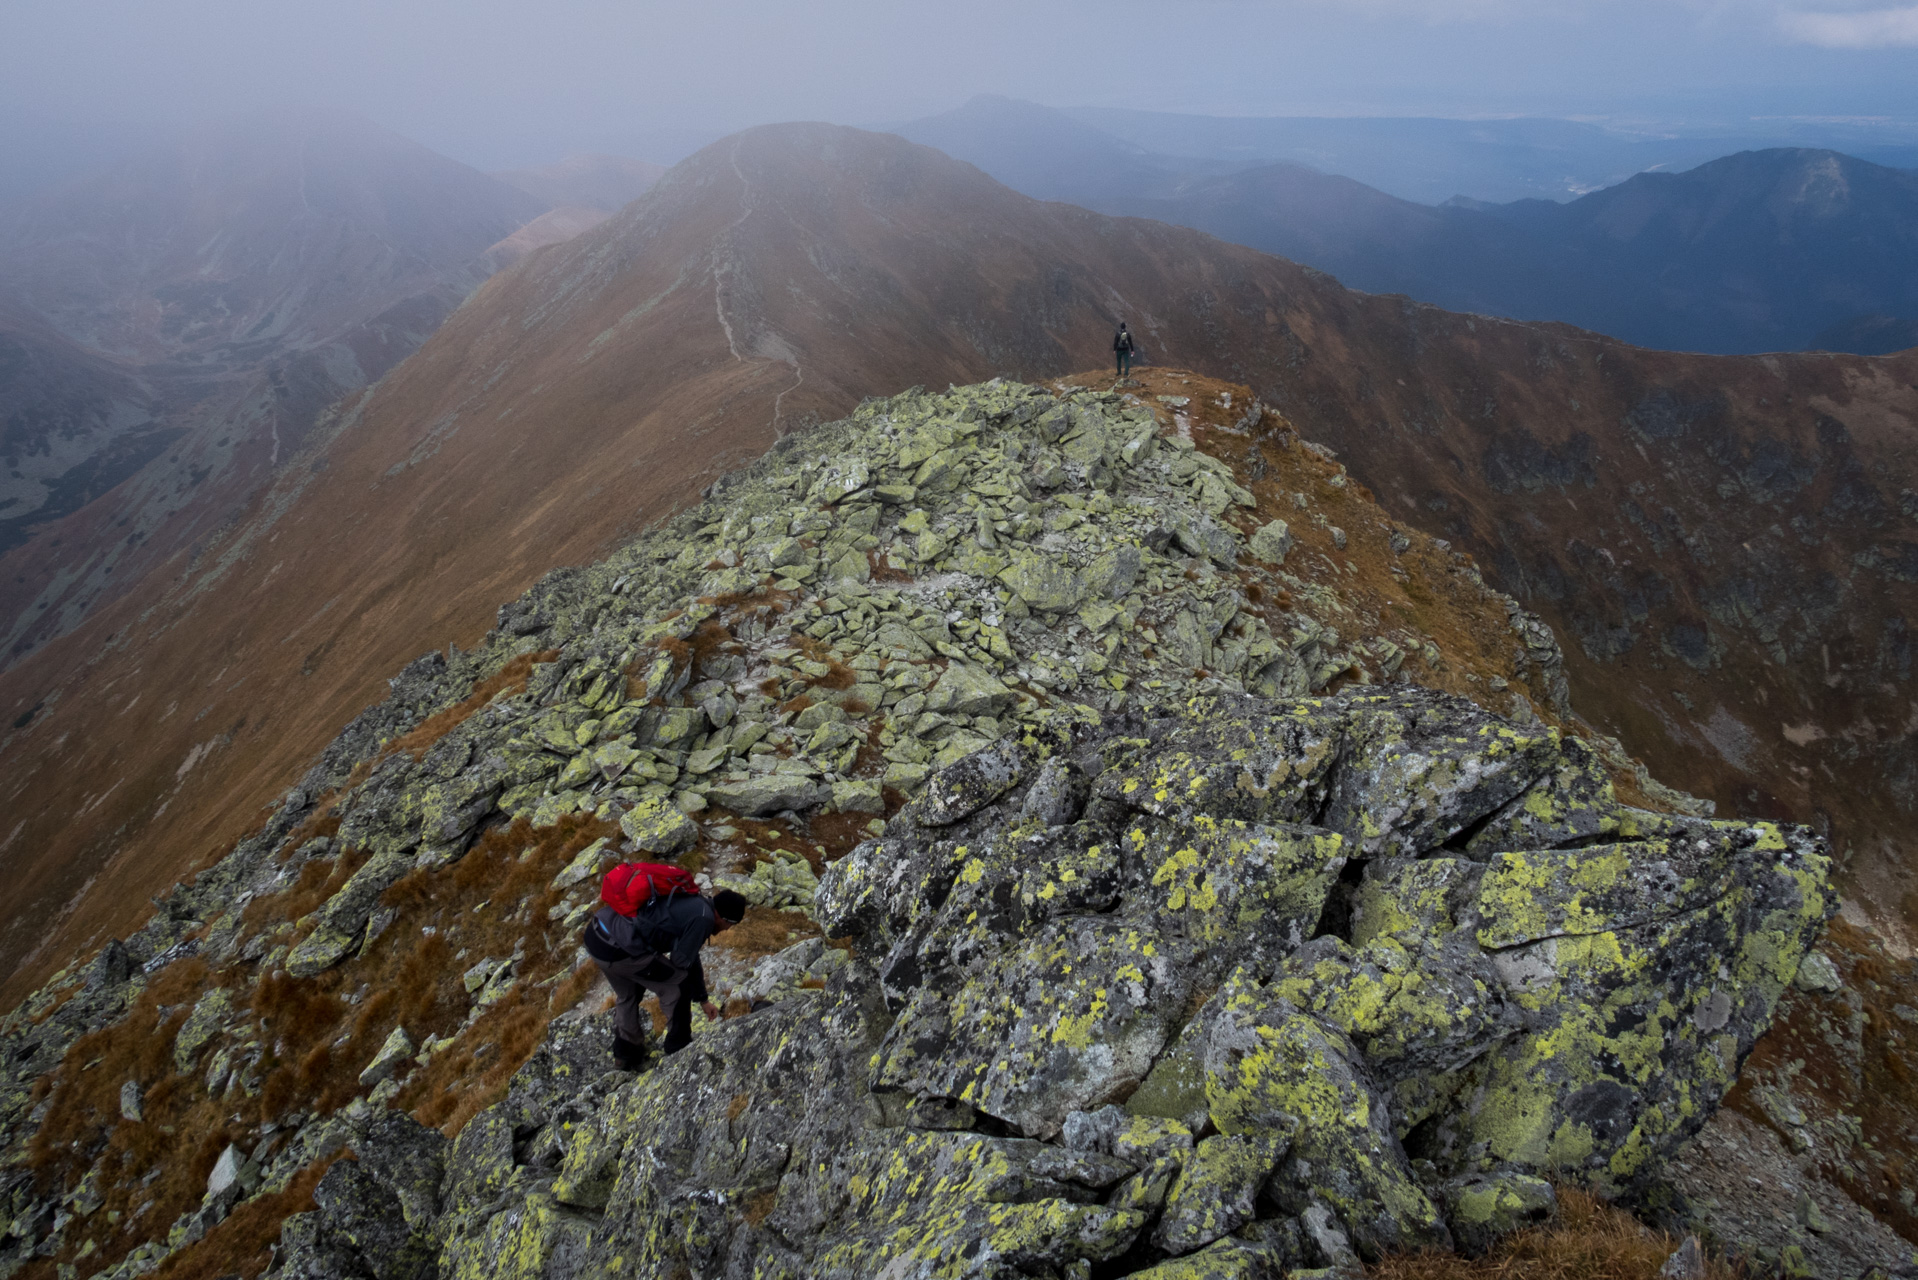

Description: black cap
[712,889,748,923]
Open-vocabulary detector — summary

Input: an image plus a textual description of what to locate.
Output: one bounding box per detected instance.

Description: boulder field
[0,375,1842,1279]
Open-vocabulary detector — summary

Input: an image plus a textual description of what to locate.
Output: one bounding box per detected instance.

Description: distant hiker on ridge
[583,859,748,1066]
[1114,322,1137,378]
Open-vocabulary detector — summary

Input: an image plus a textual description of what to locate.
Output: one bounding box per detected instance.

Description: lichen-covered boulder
[707,773,828,816]
[919,738,1026,827]
[1091,696,1348,827]
[810,1130,1149,1278]
[998,549,1088,612]
[171,988,233,1072]
[1248,519,1294,565]
[1134,814,1347,970]
[1441,1170,1556,1256]
[272,1210,373,1280]
[1439,821,1831,1189]
[924,662,1016,718]
[618,793,698,854]
[1127,1234,1294,1279]
[352,1112,448,1236]
[1201,975,1451,1257]
[242,677,1826,1279]
[1323,692,1563,857]
[356,1026,415,1088]
[1269,933,1521,1129]
[1152,1133,1288,1254]
[310,1159,437,1280]
[874,915,1193,1137]
[285,846,417,977]
[1459,735,1621,855]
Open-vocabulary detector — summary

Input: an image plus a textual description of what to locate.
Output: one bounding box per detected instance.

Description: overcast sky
[4,0,1917,167]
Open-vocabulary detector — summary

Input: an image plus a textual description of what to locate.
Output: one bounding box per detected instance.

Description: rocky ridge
[0,374,1845,1279]
[8,122,1915,1040]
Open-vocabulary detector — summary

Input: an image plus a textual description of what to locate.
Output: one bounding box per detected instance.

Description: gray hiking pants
[594,954,707,1054]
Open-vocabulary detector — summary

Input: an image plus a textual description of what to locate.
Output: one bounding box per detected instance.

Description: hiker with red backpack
[582,860,749,1067]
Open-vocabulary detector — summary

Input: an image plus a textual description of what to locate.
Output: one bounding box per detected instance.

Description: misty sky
[5,0,1918,168]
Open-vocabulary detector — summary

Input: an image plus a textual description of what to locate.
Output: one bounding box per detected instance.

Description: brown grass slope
[1,121,1915,1006]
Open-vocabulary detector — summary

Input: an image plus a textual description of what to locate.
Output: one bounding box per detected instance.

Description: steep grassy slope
[0,303,163,549]
[1,122,1914,1018]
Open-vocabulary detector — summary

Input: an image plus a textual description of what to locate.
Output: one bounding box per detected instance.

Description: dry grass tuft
[547,959,601,1015]
[1723,915,1918,1240]
[688,619,738,675]
[741,1186,778,1226]
[868,552,913,583]
[1370,1188,1730,1280]
[147,1155,341,1280]
[28,959,208,1174]
[245,847,371,933]
[626,637,695,702]
[790,637,856,691]
[24,949,261,1279]
[384,649,559,760]
[408,986,555,1136]
[378,813,620,1133]
[711,906,820,966]
[808,809,886,861]
[21,811,620,1279]
[273,807,344,864]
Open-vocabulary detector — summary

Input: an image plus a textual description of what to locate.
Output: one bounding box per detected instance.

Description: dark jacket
[1113,328,1135,353]
[583,893,716,971]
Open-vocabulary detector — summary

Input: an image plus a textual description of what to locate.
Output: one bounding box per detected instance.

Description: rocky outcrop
[0,375,1841,1279]
[244,687,1827,1280]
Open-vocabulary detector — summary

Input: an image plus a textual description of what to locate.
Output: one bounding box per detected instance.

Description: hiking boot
[611,1036,646,1070]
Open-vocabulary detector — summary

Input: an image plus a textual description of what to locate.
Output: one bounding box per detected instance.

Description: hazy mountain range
[898,96,1918,355]
[1069,104,1918,204]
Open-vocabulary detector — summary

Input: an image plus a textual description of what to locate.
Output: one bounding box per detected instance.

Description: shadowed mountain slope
[1467,148,1918,353]
[0,111,551,660]
[0,301,163,537]
[1071,101,1918,204]
[0,111,547,363]
[1117,148,1918,353]
[906,101,1918,356]
[1,122,1915,1005]
[1280,150,1918,354]
[1814,312,1918,356]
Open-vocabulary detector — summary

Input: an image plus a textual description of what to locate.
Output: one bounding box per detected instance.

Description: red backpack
[600,862,701,917]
